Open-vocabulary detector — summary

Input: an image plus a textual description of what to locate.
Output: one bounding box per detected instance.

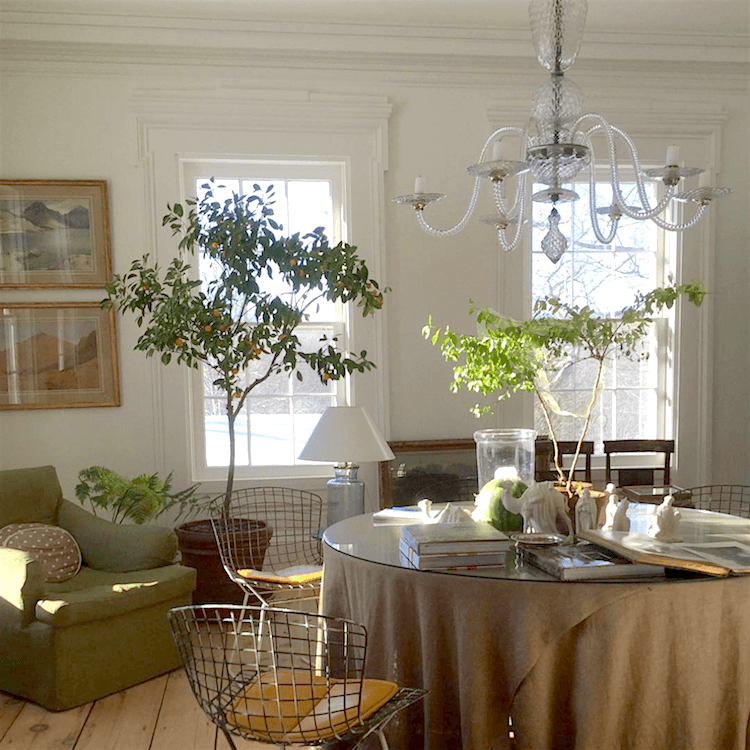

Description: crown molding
[1,40,747,99]
[1,6,748,68]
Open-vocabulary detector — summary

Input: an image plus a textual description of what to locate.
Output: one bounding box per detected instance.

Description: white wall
[0,2,748,507]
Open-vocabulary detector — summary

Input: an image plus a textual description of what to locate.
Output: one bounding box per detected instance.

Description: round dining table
[321,505,750,750]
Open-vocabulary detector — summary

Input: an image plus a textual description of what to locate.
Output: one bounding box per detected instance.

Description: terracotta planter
[175,518,271,604]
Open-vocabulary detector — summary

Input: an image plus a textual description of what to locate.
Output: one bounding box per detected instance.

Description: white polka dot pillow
[0,523,82,582]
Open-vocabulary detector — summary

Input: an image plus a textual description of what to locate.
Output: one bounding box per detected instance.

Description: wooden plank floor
[0,670,316,750]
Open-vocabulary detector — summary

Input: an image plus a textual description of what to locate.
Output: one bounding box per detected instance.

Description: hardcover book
[520,542,666,581]
[398,538,509,570]
[400,521,510,556]
[579,528,750,577]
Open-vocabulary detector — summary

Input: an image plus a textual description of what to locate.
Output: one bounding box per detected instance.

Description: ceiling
[6,0,750,37]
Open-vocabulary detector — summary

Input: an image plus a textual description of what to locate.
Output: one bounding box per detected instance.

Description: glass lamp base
[326,465,365,528]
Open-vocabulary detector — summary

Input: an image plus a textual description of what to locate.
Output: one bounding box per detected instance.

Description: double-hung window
[184,161,350,479]
[531,178,675,452]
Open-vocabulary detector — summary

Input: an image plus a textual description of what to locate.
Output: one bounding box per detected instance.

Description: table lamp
[298,406,395,528]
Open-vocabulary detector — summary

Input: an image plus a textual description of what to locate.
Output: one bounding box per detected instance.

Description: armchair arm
[0,548,45,628]
[57,499,179,572]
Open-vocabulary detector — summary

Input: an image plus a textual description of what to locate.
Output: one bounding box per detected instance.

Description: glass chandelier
[393,0,732,263]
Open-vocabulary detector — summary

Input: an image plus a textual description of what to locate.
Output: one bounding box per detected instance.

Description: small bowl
[510,532,567,546]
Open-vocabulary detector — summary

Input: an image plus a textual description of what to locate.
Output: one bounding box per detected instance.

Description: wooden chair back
[604,439,675,487]
[535,439,594,484]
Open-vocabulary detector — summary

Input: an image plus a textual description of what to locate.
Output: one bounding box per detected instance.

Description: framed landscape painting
[0,303,120,409]
[378,439,478,508]
[0,180,111,288]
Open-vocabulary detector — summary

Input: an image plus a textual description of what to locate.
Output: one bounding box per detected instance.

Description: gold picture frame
[0,180,111,288]
[378,439,478,509]
[0,302,120,409]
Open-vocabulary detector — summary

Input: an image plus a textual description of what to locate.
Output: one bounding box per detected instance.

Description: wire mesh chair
[211,487,324,608]
[684,485,750,517]
[168,604,427,750]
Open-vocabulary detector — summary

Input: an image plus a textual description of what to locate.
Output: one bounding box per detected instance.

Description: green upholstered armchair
[0,465,196,711]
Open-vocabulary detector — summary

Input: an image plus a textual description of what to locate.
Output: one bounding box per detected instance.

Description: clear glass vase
[474,428,537,492]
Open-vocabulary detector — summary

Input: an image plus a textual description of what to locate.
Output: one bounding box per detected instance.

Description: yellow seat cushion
[226,668,398,742]
[236,565,323,586]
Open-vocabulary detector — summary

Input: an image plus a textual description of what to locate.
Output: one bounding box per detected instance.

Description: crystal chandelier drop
[393,0,732,263]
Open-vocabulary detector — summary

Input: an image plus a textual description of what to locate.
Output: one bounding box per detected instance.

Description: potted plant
[75,466,203,524]
[424,279,705,516]
[105,180,387,601]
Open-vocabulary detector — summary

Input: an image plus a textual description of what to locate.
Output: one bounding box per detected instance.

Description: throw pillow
[0,522,82,582]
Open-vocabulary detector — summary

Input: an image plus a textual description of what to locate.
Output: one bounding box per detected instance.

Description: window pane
[287,181,333,238]
[195,172,344,471]
[532,179,666,452]
[205,408,250,468]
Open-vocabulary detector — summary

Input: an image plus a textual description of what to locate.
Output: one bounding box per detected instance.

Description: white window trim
[182,160,351,481]
[132,88,392,495]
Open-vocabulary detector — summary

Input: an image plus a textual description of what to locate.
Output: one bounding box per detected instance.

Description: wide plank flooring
[0,670,316,750]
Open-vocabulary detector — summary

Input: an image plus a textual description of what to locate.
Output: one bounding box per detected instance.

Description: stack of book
[399,522,512,570]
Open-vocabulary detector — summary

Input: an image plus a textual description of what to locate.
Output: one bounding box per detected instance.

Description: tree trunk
[224,399,236,514]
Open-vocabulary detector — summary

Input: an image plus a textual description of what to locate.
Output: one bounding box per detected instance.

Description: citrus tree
[105,180,386,507]
[424,279,705,500]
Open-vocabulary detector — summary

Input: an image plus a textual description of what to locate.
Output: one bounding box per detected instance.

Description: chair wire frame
[168,604,427,750]
[211,487,324,607]
[684,485,750,518]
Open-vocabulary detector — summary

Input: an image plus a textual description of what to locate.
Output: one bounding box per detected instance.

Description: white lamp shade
[298,406,395,464]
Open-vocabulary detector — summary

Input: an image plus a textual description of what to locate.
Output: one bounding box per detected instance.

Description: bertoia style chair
[168,604,427,750]
[211,487,324,608]
[684,485,750,517]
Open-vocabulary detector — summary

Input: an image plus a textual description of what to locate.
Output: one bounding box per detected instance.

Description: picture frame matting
[0,302,120,409]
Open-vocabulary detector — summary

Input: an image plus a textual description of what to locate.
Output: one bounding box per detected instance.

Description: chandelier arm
[497,174,528,252]
[415,126,529,238]
[579,117,677,221]
[497,227,524,252]
[650,202,707,231]
[587,191,620,245]
[492,180,522,219]
[577,126,620,245]
[610,125,680,218]
[491,125,531,218]
[414,176,483,237]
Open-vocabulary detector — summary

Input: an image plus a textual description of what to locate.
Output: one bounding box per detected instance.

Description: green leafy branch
[424,280,705,498]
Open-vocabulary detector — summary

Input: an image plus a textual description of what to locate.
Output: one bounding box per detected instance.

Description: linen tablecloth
[322,544,750,750]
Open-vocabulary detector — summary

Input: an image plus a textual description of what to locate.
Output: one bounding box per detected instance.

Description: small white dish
[510,532,567,546]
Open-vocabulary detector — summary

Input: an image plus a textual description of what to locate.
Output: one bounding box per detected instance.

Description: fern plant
[75,466,204,524]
